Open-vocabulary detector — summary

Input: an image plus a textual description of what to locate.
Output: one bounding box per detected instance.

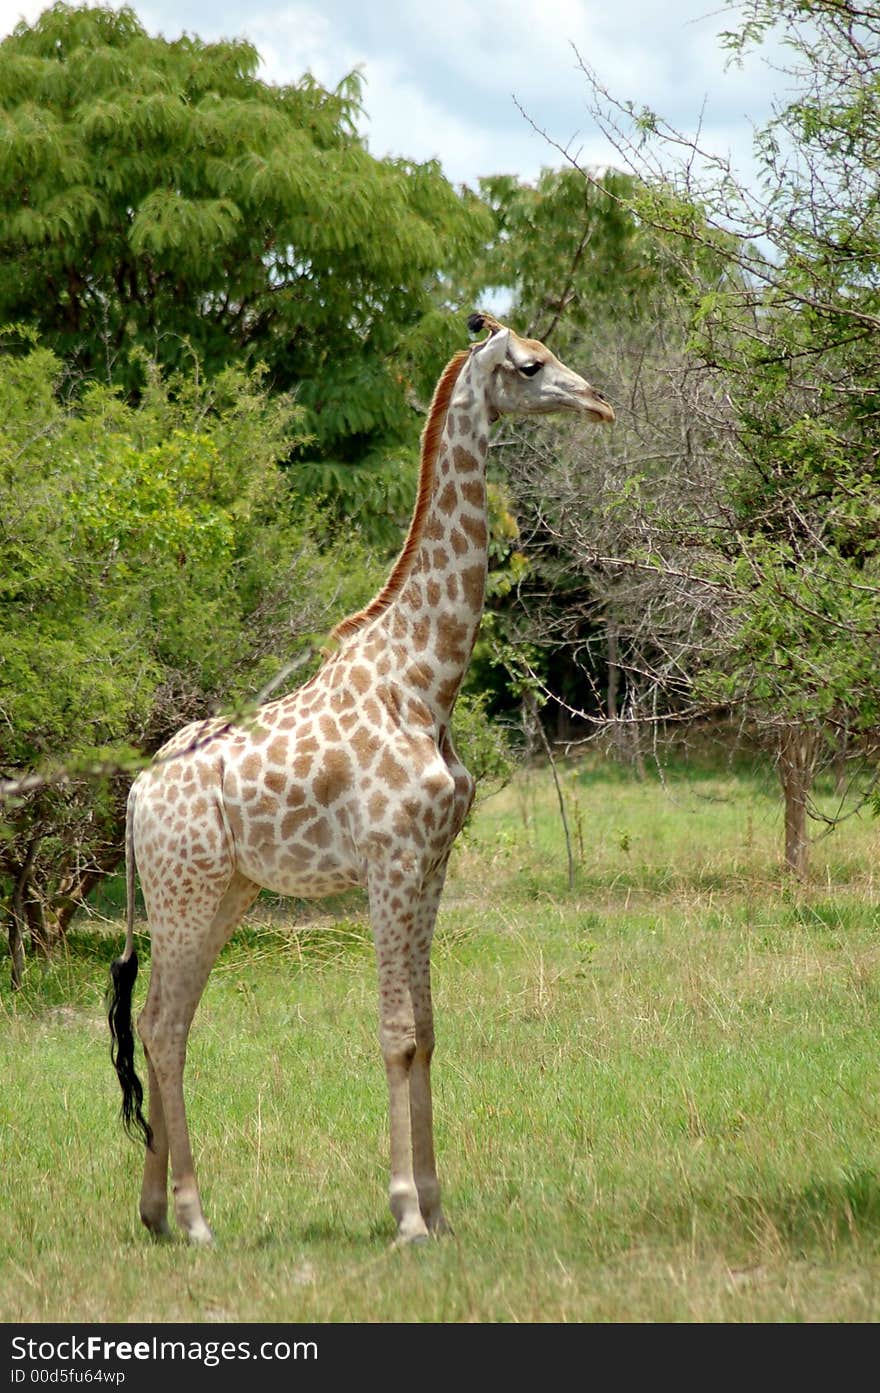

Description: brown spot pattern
[313,749,353,806]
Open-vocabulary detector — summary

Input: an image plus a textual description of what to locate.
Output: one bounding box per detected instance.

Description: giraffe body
[109,314,614,1245]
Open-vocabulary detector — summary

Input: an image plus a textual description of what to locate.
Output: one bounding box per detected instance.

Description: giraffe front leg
[408,873,452,1236]
[378,967,429,1245]
[370,869,429,1245]
[409,965,451,1236]
[383,1037,430,1245]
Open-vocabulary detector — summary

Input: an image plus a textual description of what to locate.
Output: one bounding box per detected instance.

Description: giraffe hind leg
[137,869,259,1244]
[136,965,171,1238]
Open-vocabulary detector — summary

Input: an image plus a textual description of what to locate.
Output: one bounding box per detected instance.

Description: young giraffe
[108,312,614,1246]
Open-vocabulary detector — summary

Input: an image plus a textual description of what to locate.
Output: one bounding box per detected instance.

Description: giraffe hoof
[140,1213,172,1241]
[183,1220,215,1246]
[393,1232,430,1250]
[392,1222,430,1249]
[428,1216,454,1238]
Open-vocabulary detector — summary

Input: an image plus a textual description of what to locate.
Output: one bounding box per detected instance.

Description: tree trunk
[627,715,647,782]
[7,904,25,991]
[607,627,619,724]
[526,693,575,892]
[607,627,646,780]
[777,724,820,879]
[6,837,41,989]
[26,892,51,960]
[833,729,848,796]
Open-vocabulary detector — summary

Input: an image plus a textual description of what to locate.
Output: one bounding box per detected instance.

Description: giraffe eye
[519,361,542,377]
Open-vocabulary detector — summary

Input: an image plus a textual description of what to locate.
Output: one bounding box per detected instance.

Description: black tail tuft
[107,952,153,1151]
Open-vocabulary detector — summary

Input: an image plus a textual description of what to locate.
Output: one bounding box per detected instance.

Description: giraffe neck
[378,355,492,721]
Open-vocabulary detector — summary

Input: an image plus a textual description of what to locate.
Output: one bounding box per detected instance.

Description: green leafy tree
[472,167,665,344]
[0,335,377,984]
[0,3,490,534]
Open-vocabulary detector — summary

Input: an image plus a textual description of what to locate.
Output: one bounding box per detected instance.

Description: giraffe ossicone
[108,314,614,1246]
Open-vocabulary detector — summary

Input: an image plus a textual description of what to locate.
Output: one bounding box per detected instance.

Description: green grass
[2,751,880,1322]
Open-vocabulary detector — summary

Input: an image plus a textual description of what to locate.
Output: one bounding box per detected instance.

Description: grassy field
[2,748,880,1323]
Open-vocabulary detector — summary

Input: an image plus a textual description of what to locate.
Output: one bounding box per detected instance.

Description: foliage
[601,1,880,747]
[472,168,649,344]
[0,3,490,532]
[0,335,379,970]
[450,690,515,802]
[458,166,700,729]
[468,8,880,869]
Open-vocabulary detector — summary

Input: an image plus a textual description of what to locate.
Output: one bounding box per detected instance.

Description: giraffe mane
[329,348,471,643]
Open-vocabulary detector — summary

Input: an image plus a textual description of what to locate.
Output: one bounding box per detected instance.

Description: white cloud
[0,0,780,192]
[0,0,54,28]
[243,5,359,88]
[354,57,579,187]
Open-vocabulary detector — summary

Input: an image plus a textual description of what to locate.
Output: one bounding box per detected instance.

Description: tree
[0,3,490,533]
[460,165,717,771]
[527,0,880,874]
[471,167,651,341]
[0,335,377,985]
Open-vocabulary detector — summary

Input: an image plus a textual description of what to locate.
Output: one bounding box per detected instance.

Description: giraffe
[107,312,614,1246]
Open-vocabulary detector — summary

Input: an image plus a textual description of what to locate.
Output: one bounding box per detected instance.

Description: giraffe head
[467,311,614,424]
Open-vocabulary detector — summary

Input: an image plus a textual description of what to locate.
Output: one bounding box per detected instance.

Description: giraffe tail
[107,783,153,1150]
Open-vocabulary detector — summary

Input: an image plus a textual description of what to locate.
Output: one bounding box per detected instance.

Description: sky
[0,0,787,193]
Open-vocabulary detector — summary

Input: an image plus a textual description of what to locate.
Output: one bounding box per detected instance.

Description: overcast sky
[0,0,785,190]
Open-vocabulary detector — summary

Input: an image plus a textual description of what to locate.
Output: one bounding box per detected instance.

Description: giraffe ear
[472,326,510,371]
